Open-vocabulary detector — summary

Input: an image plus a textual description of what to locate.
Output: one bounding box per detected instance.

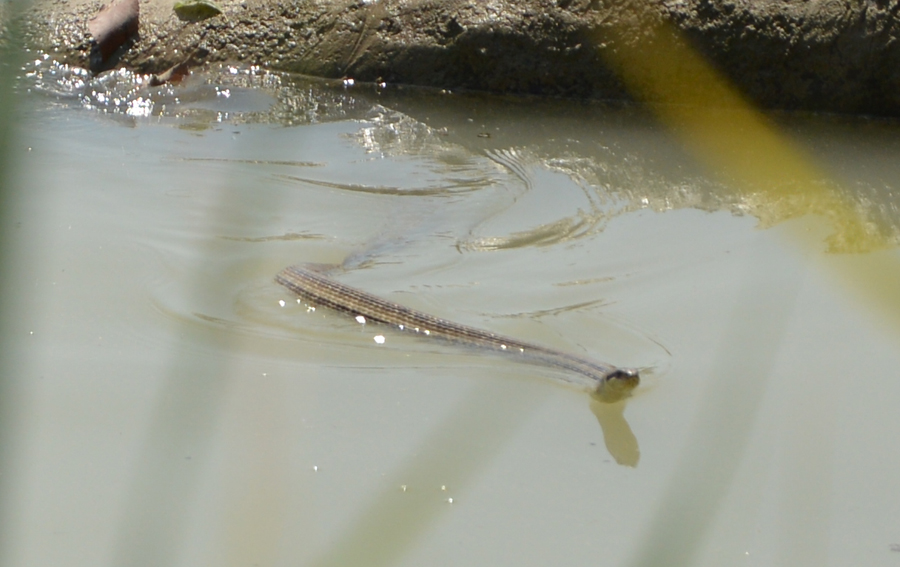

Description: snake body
[276,264,639,400]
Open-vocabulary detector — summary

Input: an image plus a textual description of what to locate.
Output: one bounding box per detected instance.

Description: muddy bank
[18,0,900,116]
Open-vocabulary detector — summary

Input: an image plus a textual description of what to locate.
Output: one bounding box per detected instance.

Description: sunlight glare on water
[2,62,899,567]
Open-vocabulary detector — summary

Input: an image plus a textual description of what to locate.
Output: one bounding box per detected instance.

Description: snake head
[594,368,640,402]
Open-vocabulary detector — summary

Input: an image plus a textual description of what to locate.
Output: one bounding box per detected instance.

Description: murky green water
[2,61,900,567]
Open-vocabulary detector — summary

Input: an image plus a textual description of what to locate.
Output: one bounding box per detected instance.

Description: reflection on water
[590,397,640,467]
[4,59,900,567]
[24,55,900,250]
[361,87,900,253]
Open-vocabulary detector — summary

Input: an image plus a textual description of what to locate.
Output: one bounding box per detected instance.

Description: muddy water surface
[2,61,900,567]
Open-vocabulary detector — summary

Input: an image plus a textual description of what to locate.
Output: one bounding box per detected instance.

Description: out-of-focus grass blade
[592,9,898,567]
[626,238,805,567]
[308,378,544,567]
[1,3,32,563]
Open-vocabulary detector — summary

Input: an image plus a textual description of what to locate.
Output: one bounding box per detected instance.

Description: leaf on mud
[173,0,223,22]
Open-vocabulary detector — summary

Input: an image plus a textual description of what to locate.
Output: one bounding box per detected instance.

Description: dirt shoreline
[19,0,900,116]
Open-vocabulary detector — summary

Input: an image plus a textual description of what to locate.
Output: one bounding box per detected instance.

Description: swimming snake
[276,264,639,401]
